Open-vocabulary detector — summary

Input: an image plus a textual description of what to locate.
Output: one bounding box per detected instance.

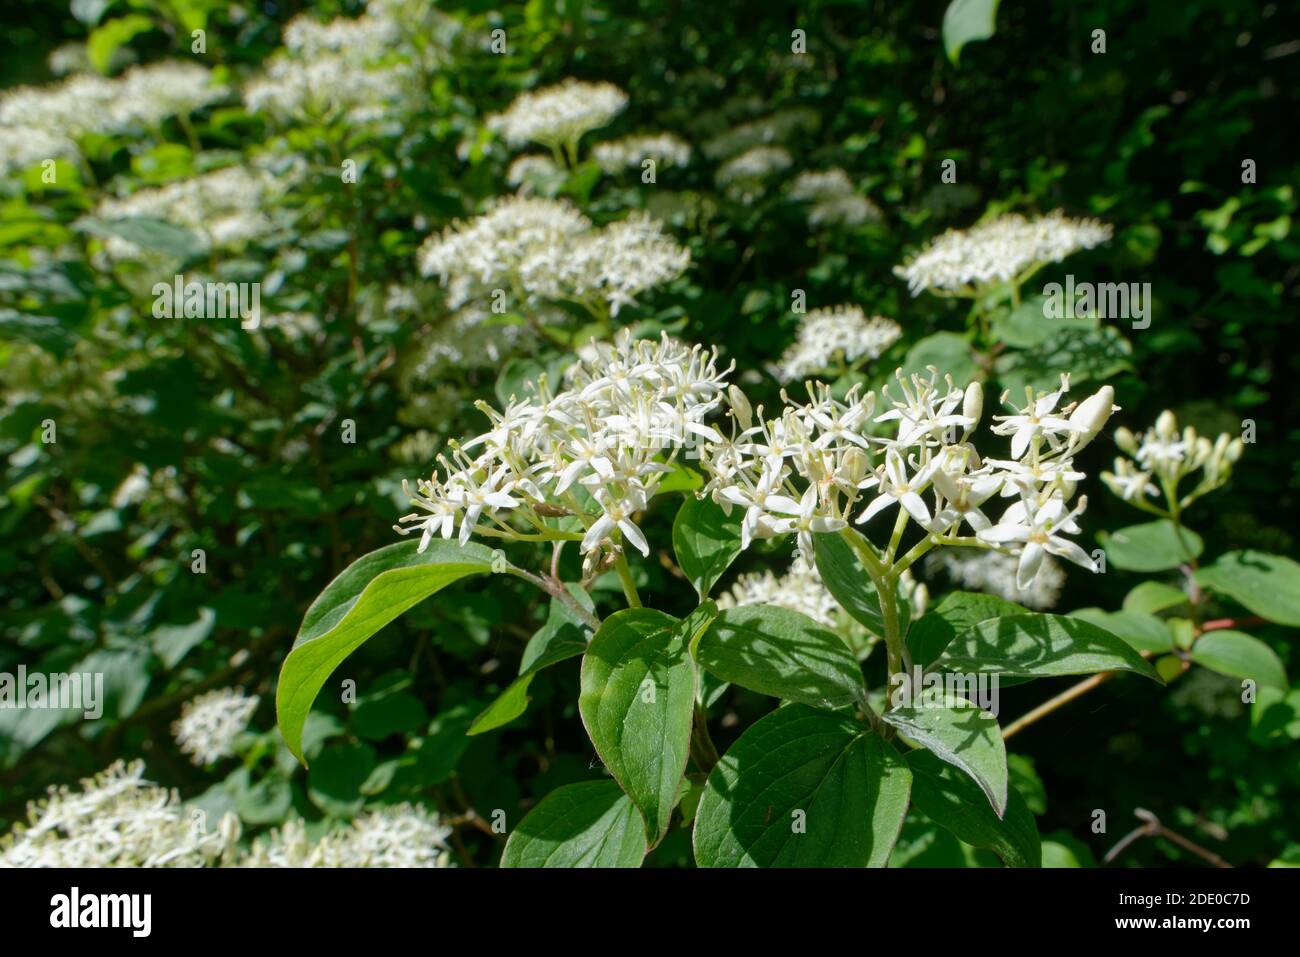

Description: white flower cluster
[927,548,1065,610]
[47,43,91,77]
[593,134,692,173]
[895,211,1114,296]
[0,761,239,868]
[788,168,882,228]
[519,213,692,316]
[1102,410,1243,506]
[506,154,562,190]
[93,163,291,259]
[0,62,226,175]
[240,806,452,868]
[699,369,1117,589]
[0,763,451,869]
[396,332,730,570]
[396,301,540,382]
[715,146,792,203]
[701,108,819,160]
[772,305,902,384]
[172,688,260,766]
[716,554,842,628]
[245,8,415,124]
[488,78,628,150]
[418,198,689,315]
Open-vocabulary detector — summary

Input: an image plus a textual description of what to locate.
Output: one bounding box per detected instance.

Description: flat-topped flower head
[1102,409,1243,510]
[173,688,260,766]
[695,366,1113,589]
[395,332,730,565]
[593,134,692,173]
[716,146,792,203]
[895,211,1113,296]
[0,761,237,867]
[772,305,901,383]
[489,78,628,150]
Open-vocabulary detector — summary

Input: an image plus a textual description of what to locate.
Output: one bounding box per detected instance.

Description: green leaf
[1099,520,1203,572]
[276,540,496,764]
[1070,608,1174,654]
[937,613,1162,681]
[1190,630,1287,690]
[882,694,1007,815]
[696,605,864,711]
[500,780,646,868]
[813,530,882,632]
[467,675,536,735]
[1122,581,1188,615]
[149,607,216,668]
[519,586,593,676]
[672,496,743,599]
[901,331,977,384]
[907,591,1028,668]
[578,608,697,847]
[1194,551,1300,626]
[693,704,911,867]
[990,296,1094,349]
[996,325,1132,394]
[78,216,206,260]
[88,15,154,74]
[308,741,378,817]
[906,749,1039,867]
[942,0,1000,64]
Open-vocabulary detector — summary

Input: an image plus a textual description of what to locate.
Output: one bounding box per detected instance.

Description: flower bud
[962,381,983,428]
[219,811,242,846]
[1156,409,1177,438]
[1114,426,1138,456]
[1225,437,1244,463]
[841,447,869,485]
[1069,385,1116,450]
[727,385,752,431]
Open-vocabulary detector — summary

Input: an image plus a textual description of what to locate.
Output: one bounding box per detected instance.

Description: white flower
[0,762,237,868]
[593,134,692,173]
[857,448,941,527]
[895,211,1113,296]
[694,369,1109,592]
[989,375,1079,458]
[172,688,259,766]
[488,78,628,149]
[417,196,592,307]
[701,108,819,160]
[772,305,901,383]
[978,494,1098,588]
[396,332,730,563]
[518,212,691,316]
[92,162,294,259]
[506,154,562,189]
[715,146,792,202]
[419,201,688,316]
[241,805,452,868]
[717,554,841,628]
[1102,409,1243,509]
[245,8,420,124]
[927,548,1065,610]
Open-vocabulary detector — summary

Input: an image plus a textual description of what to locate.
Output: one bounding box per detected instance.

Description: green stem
[690,703,719,773]
[614,553,642,608]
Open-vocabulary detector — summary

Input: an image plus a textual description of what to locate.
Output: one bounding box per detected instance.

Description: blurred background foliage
[1,0,1297,867]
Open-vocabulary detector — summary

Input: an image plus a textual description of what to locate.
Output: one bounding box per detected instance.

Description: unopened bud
[728,385,753,431]
[1114,426,1138,456]
[841,447,870,485]
[1069,385,1116,449]
[962,381,983,428]
[1155,409,1177,438]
